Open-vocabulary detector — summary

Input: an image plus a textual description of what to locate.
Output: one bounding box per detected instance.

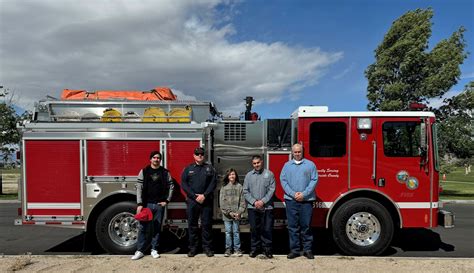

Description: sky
[0,0,473,118]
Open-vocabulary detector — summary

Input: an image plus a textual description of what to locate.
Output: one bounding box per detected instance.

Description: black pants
[187,200,213,251]
[248,208,274,252]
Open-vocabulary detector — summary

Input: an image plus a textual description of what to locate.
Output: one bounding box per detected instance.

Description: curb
[0,200,20,204]
[441,200,474,204]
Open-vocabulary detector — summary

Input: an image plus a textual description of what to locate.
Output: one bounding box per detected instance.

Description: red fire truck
[15,91,454,256]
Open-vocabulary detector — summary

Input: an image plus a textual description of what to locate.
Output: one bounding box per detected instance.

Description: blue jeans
[285,199,313,253]
[137,203,165,252]
[224,220,241,251]
[248,208,273,252]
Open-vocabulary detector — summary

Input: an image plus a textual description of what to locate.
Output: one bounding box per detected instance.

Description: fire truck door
[374,118,432,227]
[24,140,82,220]
[300,117,350,226]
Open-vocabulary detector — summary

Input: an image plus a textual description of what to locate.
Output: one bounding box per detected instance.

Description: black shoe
[204,250,214,257]
[303,251,314,259]
[187,250,197,257]
[249,251,258,258]
[264,251,273,259]
[287,252,300,259]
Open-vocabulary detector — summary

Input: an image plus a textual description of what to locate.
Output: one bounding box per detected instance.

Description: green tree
[365,8,467,111]
[435,82,473,159]
[0,102,20,163]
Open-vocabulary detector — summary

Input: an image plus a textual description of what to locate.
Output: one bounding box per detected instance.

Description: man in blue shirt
[280,143,318,259]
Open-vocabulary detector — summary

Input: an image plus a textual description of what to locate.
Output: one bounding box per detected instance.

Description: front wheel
[331,198,394,256]
[95,201,139,254]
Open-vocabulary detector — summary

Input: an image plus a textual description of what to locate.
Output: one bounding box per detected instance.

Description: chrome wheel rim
[108,212,139,247]
[346,212,381,246]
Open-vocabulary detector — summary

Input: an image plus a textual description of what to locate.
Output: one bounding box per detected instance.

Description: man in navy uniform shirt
[181,147,217,257]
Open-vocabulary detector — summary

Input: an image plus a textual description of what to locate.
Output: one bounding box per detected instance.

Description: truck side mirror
[420,121,427,154]
[419,120,428,169]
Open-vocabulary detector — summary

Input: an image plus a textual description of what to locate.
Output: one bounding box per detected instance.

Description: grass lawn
[1,168,20,200]
[440,167,474,200]
[0,193,18,200]
[0,168,21,174]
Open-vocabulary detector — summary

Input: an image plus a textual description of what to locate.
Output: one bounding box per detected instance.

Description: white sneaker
[131,251,144,260]
[151,249,160,259]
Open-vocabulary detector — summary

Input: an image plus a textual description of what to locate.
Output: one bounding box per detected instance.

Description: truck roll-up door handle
[372,141,377,180]
[378,178,385,187]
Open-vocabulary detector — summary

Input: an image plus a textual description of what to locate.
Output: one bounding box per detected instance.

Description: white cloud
[427,90,462,109]
[0,0,342,115]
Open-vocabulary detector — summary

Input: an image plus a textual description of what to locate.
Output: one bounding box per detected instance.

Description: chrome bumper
[438,210,455,228]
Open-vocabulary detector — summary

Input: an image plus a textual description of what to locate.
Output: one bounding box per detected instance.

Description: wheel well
[86,193,136,233]
[327,190,401,229]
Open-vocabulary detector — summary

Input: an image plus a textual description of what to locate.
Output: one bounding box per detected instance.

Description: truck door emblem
[406,177,419,190]
[396,170,409,183]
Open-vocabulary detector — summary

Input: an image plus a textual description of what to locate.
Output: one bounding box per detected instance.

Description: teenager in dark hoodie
[131,151,174,260]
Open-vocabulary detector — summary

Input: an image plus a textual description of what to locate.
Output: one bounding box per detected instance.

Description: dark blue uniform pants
[248,208,274,252]
[187,200,213,251]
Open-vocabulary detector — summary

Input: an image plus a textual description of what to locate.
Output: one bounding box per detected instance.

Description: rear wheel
[331,198,394,256]
[95,201,139,254]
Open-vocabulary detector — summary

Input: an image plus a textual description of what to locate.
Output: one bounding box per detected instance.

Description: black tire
[331,198,394,256]
[95,201,139,254]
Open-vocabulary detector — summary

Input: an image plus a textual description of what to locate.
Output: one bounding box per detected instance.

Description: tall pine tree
[365,8,467,111]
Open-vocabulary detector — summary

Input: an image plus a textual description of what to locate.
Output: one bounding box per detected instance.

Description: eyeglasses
[194,153,204,156]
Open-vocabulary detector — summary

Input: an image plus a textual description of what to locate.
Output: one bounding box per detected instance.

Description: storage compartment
[87,140,160,176]
[24,140,81,216]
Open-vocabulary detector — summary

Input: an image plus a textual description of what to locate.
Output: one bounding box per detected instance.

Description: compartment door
[24,140,81,218]
[165,140,201,221]
[86,140,160,177]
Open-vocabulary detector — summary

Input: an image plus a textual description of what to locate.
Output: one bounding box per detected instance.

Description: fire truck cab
[15,95,454,256]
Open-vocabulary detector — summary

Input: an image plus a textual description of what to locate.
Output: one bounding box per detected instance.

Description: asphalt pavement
[0,201,473,257]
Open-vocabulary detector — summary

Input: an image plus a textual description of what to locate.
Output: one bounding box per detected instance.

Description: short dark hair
[251,155,262,161]
[149,151,161,160]
[194,147,205,154]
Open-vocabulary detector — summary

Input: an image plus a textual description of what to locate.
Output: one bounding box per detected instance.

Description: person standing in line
[220,168,246,257]
[243,155,276,259]
[181,147,217,257]
[280,143,318,259]
[131,151,174,260]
